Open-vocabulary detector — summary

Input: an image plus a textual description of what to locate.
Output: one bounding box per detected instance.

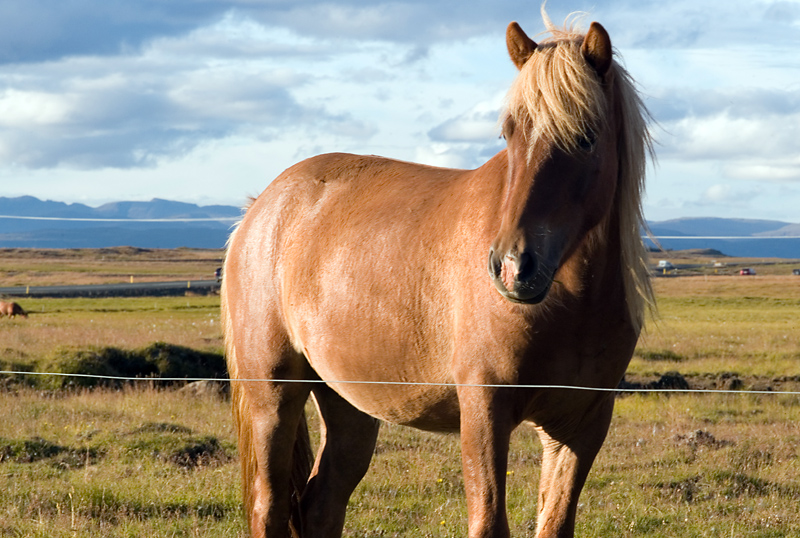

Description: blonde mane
[503,13,655,331]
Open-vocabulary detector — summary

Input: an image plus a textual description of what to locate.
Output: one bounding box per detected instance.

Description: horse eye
[577,130,597,151]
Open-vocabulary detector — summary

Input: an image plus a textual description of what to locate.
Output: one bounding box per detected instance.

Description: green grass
[0,387,243,538]
[0,296,223,378]
[1,271,799,536]
[342,392,800,537]
[632,290,800,379]
[0,388,798,537]
[8,389,793,538]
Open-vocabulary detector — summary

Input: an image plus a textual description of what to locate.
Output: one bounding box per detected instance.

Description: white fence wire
[1,370,799,395]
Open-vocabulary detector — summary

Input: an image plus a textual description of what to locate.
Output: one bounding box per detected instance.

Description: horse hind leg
[228,337,313,538]
[300,383,380,537]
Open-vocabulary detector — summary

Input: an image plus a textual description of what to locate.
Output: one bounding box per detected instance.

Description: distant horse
[0,301,28,318]
[222,13,653,538]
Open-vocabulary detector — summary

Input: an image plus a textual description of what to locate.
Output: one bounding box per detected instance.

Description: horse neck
[560,198,628,311]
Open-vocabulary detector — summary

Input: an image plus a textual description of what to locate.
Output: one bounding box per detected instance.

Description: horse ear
[506,22,537,69]
[581,22,612,76]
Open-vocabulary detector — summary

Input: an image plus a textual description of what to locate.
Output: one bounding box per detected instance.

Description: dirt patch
[654,476,702,503]
[619,372,800,394]
[619,371,690,391]
[132,422,194,435]
[167,437,232,469]
[674,429,734,449]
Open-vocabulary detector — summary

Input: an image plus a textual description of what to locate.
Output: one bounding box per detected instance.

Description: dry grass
[0,247,223,287]
[653,274,800,299]
[352,393,800,537]
[0,251,799,536]
[2,387,796,538]
[0,387,243,537]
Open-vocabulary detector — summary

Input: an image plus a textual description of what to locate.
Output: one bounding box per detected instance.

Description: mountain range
[0,196,798,257]
[0,196,241,249]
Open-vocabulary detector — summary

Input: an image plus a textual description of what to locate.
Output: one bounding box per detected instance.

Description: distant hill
[0,196,241,249]
[646,217,800,259]
[755,223,800,237]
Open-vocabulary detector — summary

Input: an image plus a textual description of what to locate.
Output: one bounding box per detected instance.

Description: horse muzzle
[487,247,554,304]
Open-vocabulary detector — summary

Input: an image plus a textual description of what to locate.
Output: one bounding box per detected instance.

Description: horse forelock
[502,13,655,331]
[503,20,606,155]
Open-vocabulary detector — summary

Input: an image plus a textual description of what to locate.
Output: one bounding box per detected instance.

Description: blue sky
[0,0,798,222]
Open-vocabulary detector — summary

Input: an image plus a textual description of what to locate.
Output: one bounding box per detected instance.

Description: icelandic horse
[222,12,654,538]
[0,301,28,318]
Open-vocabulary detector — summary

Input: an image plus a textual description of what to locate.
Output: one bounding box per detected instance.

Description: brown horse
[222,13,654,538]
[0,301,28,318]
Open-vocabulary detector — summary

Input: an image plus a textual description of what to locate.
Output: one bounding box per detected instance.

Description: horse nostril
[516,251,537,282]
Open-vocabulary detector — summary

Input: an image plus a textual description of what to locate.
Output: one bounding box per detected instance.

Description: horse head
[488,21,620,304]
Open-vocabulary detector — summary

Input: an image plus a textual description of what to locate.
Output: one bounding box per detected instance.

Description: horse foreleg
[458,386,515,538]
[533,393,614,538]
[299,384,380,537]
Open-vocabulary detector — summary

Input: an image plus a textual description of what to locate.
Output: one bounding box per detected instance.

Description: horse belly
[287,257,462,430]
[299,328,462,431]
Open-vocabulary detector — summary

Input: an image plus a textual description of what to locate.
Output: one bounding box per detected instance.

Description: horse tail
[221,254,314,537]
[221,273,259,524]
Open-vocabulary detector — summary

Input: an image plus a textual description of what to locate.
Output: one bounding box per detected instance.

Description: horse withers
[0,301,28,318]
[222,12,653,538]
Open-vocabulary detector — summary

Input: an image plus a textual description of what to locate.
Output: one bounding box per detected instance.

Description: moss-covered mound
[36,342,226,389]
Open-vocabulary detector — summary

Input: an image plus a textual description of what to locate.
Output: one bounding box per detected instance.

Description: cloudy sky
[1,0,798,222]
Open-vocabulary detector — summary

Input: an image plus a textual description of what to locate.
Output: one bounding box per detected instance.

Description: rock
[653,371,690,391]
[178,380,229,399]
[674,429,733,449]
[727,377,744,390]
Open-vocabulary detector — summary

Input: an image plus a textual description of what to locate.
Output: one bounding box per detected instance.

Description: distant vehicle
[657,260,674,270]
[793,269,800,276]
[739,268,756,276]
[215,267,223,281]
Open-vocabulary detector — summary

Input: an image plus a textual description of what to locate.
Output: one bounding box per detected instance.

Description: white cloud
[428,96,504,143]
[0,19,380,169]
[701,184,765,204]
[724,161,800,183]
[0,89,73,126]
[0,0,799,224]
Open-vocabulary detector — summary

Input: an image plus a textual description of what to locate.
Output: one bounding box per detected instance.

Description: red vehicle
[739,268,756,275]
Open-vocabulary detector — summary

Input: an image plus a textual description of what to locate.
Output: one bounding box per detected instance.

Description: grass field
[1,249,799,536]
[0,247,223,287]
